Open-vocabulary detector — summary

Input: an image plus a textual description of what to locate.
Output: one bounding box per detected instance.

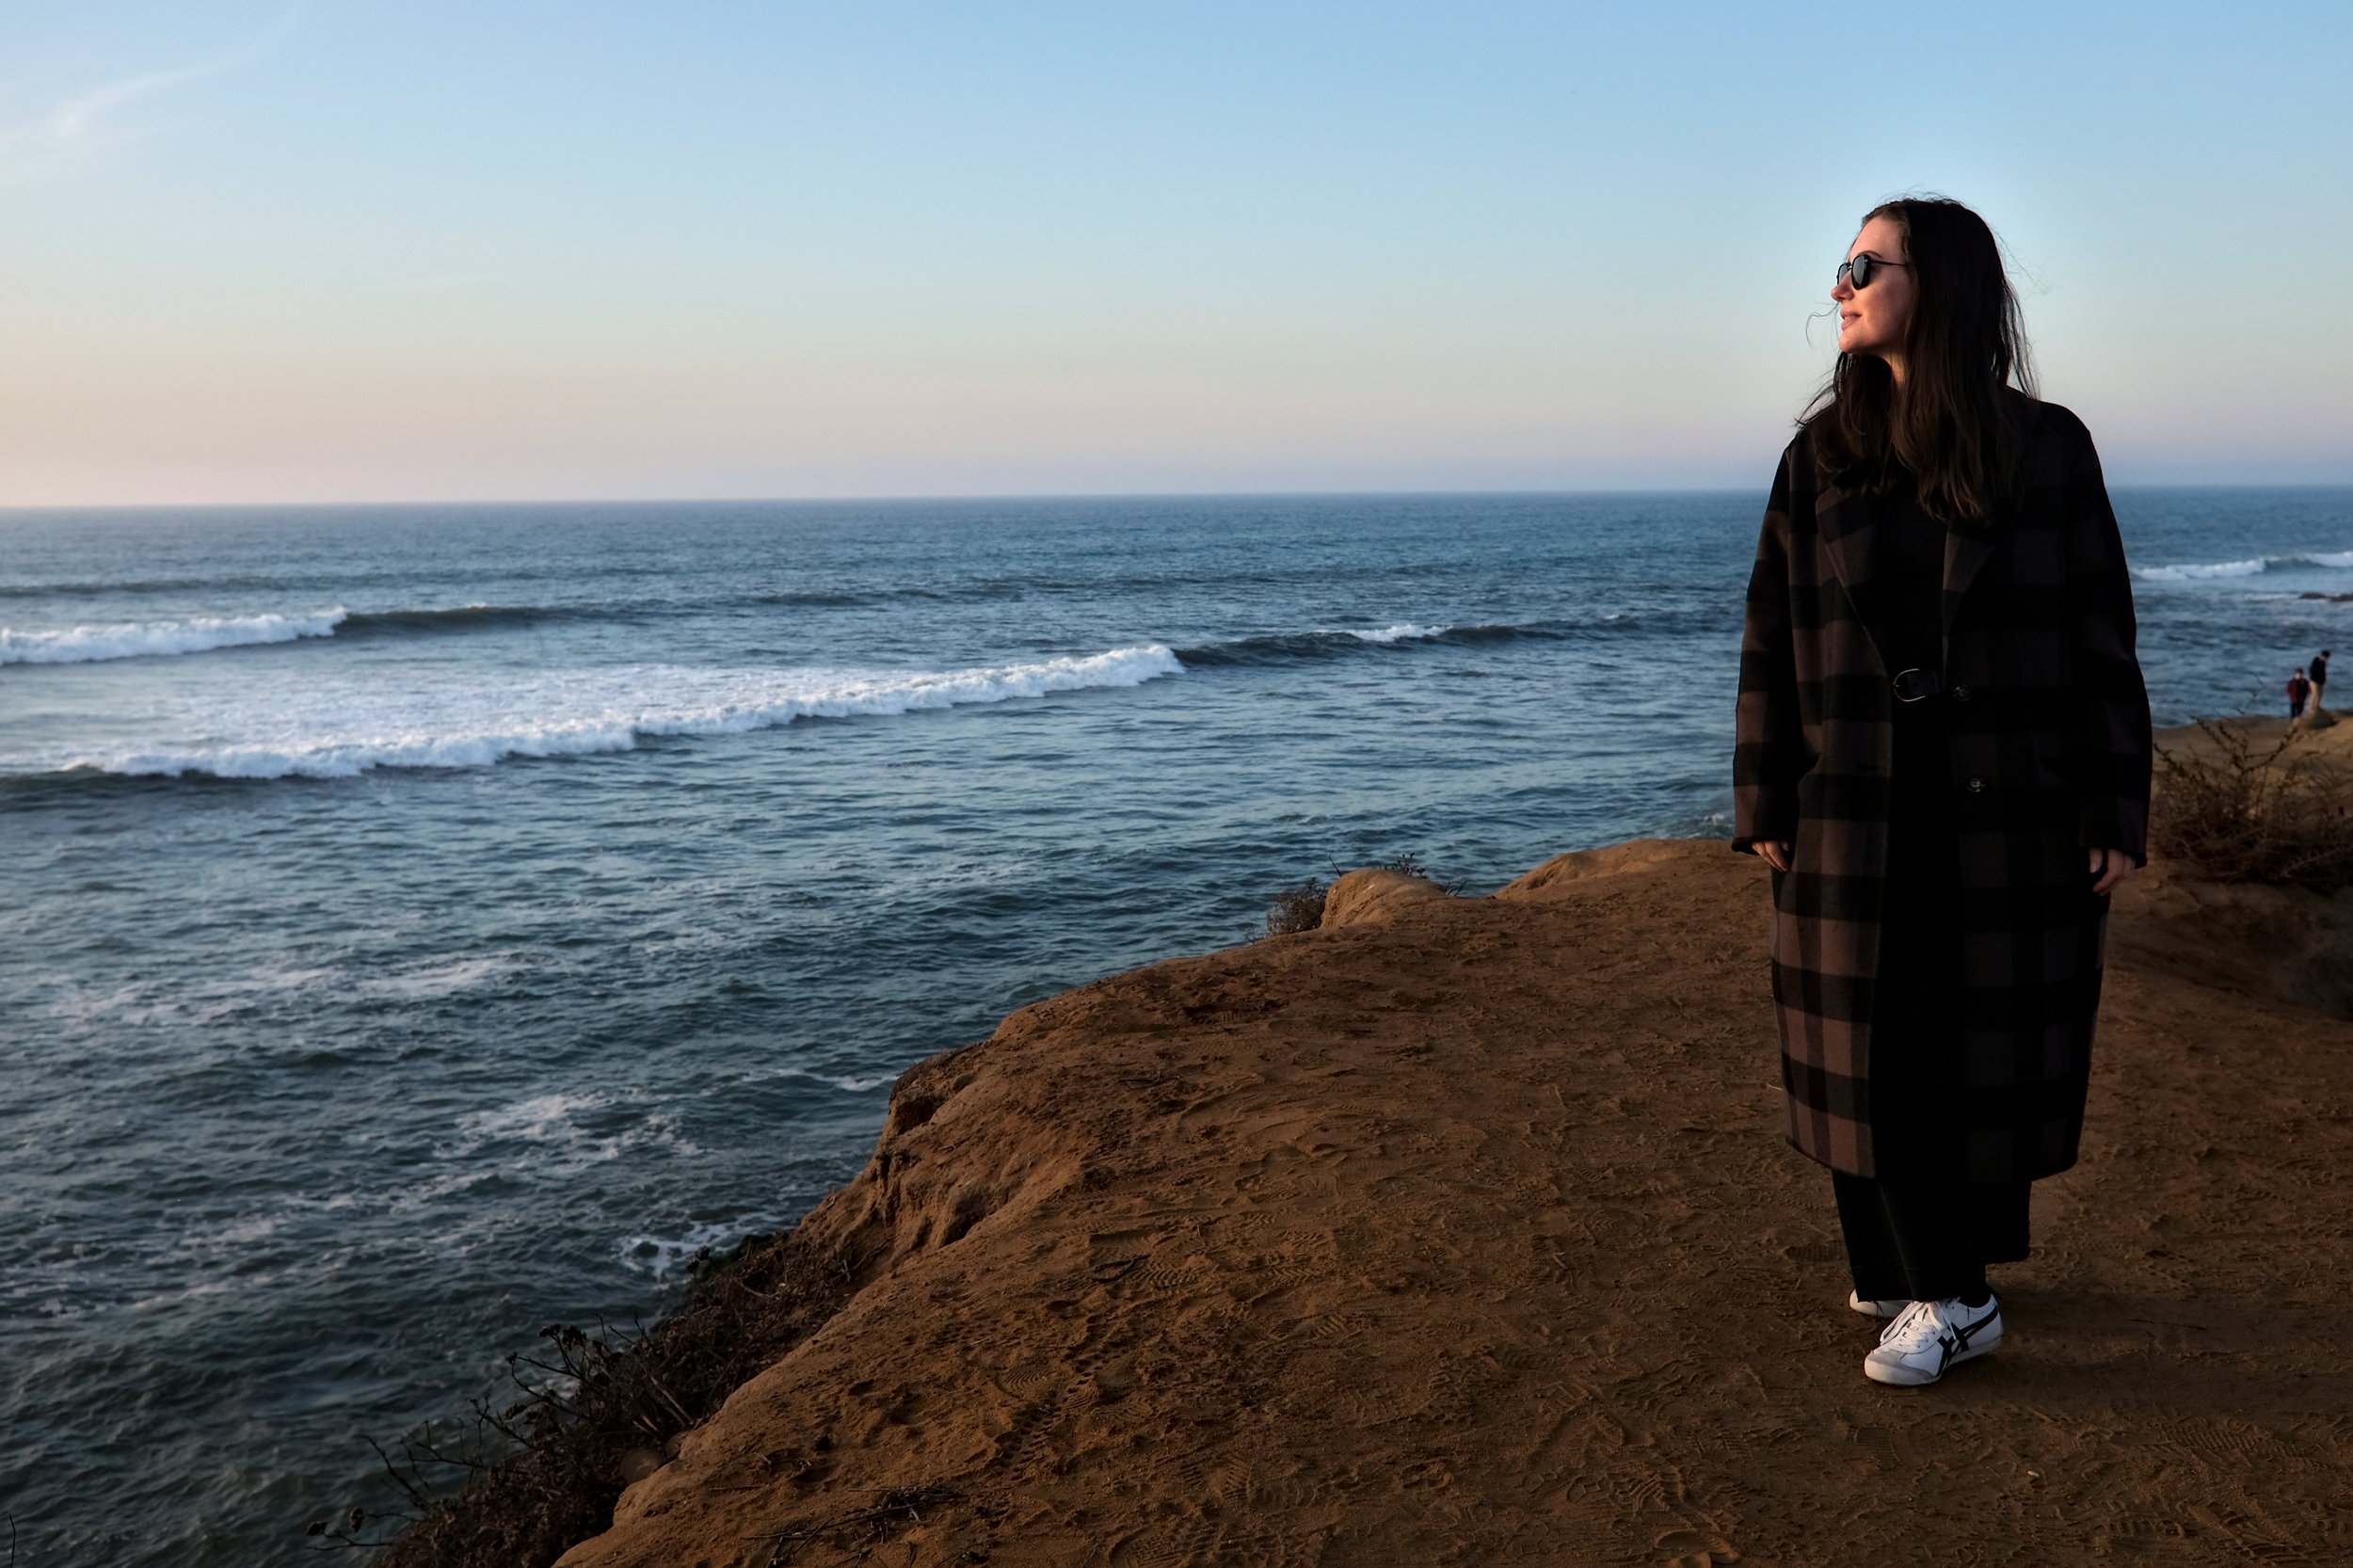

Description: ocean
[4,486,2349,1564]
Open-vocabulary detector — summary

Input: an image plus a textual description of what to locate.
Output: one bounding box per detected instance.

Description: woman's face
[1833,215,1916,363]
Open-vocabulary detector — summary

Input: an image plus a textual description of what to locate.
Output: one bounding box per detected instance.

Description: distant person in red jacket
[2289,668,2312,718]
[2312,649,2331,710]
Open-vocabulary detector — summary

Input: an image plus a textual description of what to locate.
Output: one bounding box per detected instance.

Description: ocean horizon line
[8,477,2353,519]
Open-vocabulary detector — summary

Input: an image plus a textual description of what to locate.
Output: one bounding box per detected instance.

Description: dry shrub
[1265,854,1457,937]
[1365,852,1456,892]
[2153,720,2353,889]
[341,1227,869,1568]
[1265,878,1330,936]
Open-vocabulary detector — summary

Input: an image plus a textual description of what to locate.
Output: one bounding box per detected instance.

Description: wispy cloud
[0,6,302,185]
[0,61,227,155]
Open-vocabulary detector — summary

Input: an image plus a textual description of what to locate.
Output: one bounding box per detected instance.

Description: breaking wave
[2134,552,2353,583]
[1172,619,1603,666]
[0,603,645,665]
[20,646,1182,780]
[0,611,347,664]
[1334,621,1449,643]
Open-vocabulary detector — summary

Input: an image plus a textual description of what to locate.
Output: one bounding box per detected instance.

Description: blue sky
[1,1,2346,503]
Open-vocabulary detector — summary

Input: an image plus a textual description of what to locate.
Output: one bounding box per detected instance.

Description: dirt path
[555,838,2353,1568]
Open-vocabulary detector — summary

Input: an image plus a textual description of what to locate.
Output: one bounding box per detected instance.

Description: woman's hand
[2089,847,2139,895]
[1753,840,1793,872]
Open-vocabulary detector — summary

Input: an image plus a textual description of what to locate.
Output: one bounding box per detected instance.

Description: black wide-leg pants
[1835,693,2035,1304]
[1833,1172,2031,1304]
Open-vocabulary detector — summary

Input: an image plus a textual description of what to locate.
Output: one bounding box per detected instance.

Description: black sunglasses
[1836,253,1910,290]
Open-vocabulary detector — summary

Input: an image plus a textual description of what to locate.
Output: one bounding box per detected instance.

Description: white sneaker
[1849,1290,1908,1320]
[1864,1295,2002,1386]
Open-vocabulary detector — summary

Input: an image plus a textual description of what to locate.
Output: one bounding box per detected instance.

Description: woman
[1732,197,2152,1387]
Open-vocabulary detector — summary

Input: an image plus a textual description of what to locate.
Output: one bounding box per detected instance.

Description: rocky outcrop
[1317,866,1446,928]
[552,837,2353,1568]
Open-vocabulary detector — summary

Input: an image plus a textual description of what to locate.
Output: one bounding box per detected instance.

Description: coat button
[1965,776,1986,792]
[1951,684,1972,701]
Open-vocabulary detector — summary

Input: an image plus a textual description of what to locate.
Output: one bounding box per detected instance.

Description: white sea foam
[617,1214,792,1281]
[749,1065,895,1093]
[1327,622,1449,643]
[25,644,1183,780]
[0,609,346,664]
[358,957,525,1000]
[458,1092,613,1146]
[441,1091,696,1169]
[2133,552,2353,583]
[2133,558,2266,581]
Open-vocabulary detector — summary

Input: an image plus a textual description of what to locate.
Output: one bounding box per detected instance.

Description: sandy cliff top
[553,833,2353,1568]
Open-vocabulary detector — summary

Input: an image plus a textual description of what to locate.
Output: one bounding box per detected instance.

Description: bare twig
[2153,719,2353,888]
[332,1230,869,1568]
[1265,878,1329,936]
[364,1434,436,1513]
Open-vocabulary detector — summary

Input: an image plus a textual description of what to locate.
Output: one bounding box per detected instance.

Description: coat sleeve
[1732,445,1807,853]
[2057,413,2153,860]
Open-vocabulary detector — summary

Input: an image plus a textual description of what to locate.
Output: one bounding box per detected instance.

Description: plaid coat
[1733,399,2152,1182]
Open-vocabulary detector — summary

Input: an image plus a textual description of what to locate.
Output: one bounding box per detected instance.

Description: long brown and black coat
[1733,398,2153,1183]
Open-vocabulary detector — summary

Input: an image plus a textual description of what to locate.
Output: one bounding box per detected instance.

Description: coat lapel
[1941,520,1997,647]
[1816,481,1895,675]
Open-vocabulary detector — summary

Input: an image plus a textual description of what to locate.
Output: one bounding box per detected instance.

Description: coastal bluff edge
[528,824,2353,1567]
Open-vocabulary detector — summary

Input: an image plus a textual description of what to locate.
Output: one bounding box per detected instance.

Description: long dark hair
[1804,196,2037,523]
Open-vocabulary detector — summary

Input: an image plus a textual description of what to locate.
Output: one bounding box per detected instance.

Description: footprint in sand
[1654,1527,1742,1565]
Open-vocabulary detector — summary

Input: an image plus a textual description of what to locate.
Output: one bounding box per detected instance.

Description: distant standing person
[2289,668,2312,718]
[1733,197,2152,1387]
[2311,649,2331,710]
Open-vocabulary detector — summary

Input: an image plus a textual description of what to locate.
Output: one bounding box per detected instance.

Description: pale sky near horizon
[1,1,2346,506]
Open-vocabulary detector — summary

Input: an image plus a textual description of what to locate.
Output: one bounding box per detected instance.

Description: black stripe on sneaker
[1931,1304,1998,1374]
